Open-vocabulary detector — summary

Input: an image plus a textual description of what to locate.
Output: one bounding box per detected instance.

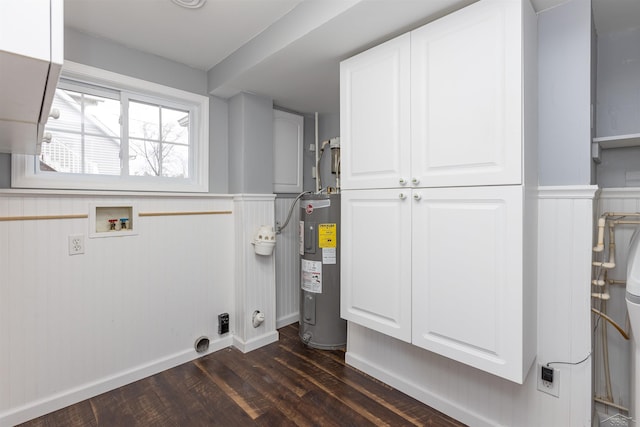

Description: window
[12,61,209,192]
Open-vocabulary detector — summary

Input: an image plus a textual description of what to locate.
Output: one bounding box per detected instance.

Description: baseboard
[276,312,299,329]
[233,330,279,353]
[0,336,234,427]
[345,352,498,427]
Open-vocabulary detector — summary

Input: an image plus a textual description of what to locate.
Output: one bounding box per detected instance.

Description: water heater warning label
[302,259,322,293]
[318,223,337,248]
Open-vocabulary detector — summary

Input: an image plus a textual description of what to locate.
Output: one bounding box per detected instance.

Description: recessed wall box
[89,204,138,238]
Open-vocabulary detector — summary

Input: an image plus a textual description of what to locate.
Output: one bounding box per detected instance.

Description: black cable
[546,352,591,368]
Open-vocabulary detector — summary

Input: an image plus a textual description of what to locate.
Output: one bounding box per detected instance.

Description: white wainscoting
[232,194,278,352]
[595,188,640,416]
[275,196,301,328]
[0,191,265,426]
[345,186,596,427]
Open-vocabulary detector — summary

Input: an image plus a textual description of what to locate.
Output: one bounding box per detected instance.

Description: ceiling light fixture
[171,0,207,9]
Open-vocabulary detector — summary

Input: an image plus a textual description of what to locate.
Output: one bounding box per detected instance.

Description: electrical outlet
[68,234,85,255]
[218,313,229,335]
[536,363,559,397]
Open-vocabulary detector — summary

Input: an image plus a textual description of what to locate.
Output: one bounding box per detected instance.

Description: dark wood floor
[20,324,466,426]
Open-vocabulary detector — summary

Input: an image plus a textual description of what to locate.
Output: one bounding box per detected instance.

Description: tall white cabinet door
[410,0,522,188]
[273,109,304,193]
[411,185,525,383]
[341,189,412,342]
[340,34,411,190]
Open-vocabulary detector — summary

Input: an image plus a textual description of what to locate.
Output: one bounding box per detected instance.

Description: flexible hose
[592,307,629,340]
[276,191,313,234]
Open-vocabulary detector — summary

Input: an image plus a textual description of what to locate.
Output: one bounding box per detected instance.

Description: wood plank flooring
[20,324,466,426]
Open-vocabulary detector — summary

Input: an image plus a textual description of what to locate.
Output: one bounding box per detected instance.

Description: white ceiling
[64,0,302,70]
[64,0,639,114]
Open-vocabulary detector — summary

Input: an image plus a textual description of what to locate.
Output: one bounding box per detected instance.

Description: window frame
[12,61,209,193]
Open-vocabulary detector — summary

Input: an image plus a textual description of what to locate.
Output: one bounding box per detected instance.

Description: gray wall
[596,26,640,188]
[228,92,274,194]
[2,29,232,193]
[538,0,593,186]
[591,13,598,185]
[0,154,9,188]
[209,96,229,193]
[65,28,207,95]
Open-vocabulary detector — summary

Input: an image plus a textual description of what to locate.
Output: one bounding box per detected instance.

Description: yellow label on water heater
[318,223,337,248]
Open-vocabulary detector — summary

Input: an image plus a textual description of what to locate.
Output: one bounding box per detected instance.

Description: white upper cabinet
[0,0,63,155]
[273,110,304,193]
[411,0,522,187]
[341,0,524,190]
[340,34,411,190]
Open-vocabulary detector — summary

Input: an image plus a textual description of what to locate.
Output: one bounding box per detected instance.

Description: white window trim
[12,61,209,193]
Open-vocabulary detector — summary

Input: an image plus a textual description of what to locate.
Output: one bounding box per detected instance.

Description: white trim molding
[599,187,640,199]
[538,185,599,199]
[12,61,210,193]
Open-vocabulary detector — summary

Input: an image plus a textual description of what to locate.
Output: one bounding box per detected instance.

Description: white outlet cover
[68,234,85,255]
[536,363,560,397]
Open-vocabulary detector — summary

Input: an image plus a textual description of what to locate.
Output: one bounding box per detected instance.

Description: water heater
[299,193,346,349]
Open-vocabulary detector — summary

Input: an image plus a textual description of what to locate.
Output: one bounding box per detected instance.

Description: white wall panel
[275,196,300,328]
[0,192,236,426]
[232,194,278,352]
[345,186,595,427]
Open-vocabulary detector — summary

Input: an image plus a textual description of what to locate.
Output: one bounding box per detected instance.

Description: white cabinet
[341,0,523,190]
[0,0,63,155]
[273,109,304,193]
[340,0,536,384]
[411,0,522,187]
[340,34,411,190]
[411,186,529,382]
[340,189,412,342]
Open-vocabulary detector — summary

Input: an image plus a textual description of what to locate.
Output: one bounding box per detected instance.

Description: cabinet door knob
[413,193,422,201]
[399,178,408,185]
[399,193,407,200]
[412,177,420,185]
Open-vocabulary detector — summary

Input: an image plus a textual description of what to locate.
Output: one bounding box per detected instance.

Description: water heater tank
[299,193,346,349]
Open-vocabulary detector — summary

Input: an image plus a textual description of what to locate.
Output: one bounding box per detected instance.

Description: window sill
[0,188,234,199]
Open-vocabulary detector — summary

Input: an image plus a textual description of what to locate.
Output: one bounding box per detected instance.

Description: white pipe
[594,217,606,252]
[607,224,616,269]
[314,112,319,193]
[593,261,616,269]
[602,212,640,218]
